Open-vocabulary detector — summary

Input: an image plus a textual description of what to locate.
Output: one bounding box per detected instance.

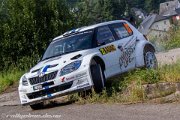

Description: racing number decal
[99,44,116,55]
[123,23,133,35]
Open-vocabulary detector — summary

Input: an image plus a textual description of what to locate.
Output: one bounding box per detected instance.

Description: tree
[74,0,113,26]
[0,0,74,70]
[144,0,167,13]
[111,0,128,19]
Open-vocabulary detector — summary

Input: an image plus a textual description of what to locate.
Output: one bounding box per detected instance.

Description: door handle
[136,39,140,42]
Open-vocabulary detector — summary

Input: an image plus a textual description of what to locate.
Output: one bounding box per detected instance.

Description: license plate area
[33,84,43,91]
[33,81,54,91]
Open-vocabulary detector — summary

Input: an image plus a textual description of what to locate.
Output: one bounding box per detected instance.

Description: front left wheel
[90,64,105,93]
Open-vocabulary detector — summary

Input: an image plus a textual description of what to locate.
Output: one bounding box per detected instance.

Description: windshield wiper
[42,53,63,61]
[66,48,89,54]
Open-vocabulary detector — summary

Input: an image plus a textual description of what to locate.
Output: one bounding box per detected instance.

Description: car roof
[53,20,127,41]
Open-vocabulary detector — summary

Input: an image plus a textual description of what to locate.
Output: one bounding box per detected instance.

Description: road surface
[0,103,180,120]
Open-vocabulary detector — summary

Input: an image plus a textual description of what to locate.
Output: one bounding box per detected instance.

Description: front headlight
[22,76,28,86]
[60,60,81,76]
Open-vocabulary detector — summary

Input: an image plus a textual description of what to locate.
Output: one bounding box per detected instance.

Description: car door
[109,22,137,73]
[96,26,122,77]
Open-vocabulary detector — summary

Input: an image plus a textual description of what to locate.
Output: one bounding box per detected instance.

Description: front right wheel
[30,102,44,110]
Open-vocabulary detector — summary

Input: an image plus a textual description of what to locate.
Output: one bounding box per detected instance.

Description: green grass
[163,29,180,50]
[150,29,180,51]
[0,70,24,93]
[68,61,180,104]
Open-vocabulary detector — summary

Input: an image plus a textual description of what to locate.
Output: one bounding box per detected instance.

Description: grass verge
[0,70,24,93]
[150,28,180,51]
[68,61,180,104]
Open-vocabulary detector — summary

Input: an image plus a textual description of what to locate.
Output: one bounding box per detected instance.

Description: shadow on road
[38,100,76,110]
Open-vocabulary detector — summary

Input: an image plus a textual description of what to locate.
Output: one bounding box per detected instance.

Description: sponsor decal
[77,78,88,86]
[119,48,135,68]
[77,83,89,88]
[65,72,87,81]
[75,72,87,78]
[119,37,136,69]
[66,76,75,81]
[99,44,116,55]
[22,100,27,103]
[61,77,65,82]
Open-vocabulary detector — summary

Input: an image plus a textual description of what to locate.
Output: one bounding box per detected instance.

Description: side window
[96,26,115,45]
[110,23,133,40]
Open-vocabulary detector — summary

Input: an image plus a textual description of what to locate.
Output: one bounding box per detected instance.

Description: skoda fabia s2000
[19,20,157,109]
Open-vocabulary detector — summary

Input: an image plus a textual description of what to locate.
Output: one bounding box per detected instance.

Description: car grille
[29,71,58,85]
[27,81,73,99]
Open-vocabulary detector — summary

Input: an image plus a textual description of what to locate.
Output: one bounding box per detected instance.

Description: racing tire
[90,64,105,93]
[144,48,158,69]
[30,102,44,110]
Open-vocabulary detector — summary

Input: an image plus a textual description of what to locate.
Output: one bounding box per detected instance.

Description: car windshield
[42,31,93,61]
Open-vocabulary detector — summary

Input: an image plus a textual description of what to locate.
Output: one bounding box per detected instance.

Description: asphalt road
[0,48,180,120]
[0,103,180,120]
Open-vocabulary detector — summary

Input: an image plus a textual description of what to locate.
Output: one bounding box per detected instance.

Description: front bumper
[19,67,93,105]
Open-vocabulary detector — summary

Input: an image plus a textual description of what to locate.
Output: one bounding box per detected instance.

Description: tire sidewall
[144,48,158,69]
[90,64,105,93]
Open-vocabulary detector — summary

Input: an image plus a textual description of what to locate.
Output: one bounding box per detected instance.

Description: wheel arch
[135,41,156,67]
[90,56,106,71]
[144,44,155,53]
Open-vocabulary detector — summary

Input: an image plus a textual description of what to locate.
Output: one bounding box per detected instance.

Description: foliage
[162,29,180,50]
[0,0,74,71]
[73,0,114,26]
[150,28,180,51]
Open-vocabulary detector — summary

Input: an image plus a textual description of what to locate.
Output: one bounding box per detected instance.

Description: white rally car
[19,20,157,109]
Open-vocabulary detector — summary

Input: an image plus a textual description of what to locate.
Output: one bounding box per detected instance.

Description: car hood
[28,50,91,77]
